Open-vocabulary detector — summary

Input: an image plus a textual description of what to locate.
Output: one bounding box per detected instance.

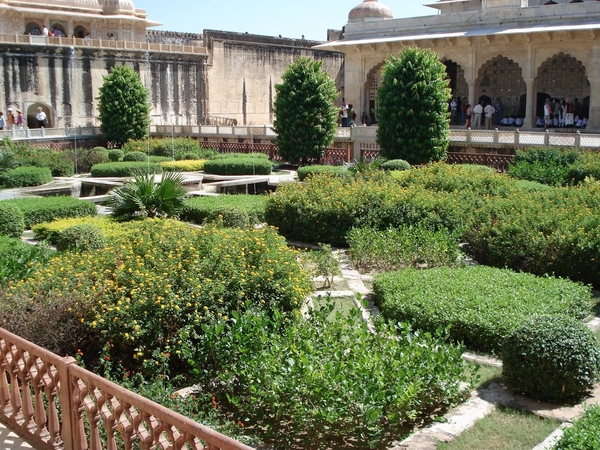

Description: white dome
[103,0,135,14]
[348,0,393,23]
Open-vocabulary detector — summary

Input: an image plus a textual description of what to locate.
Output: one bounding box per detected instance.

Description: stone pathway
[0,422,33,449]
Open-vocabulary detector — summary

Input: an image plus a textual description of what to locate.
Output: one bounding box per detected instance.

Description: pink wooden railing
[0,327,253,450]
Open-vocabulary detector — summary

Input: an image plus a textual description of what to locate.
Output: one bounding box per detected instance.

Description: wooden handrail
[0,327,253,450]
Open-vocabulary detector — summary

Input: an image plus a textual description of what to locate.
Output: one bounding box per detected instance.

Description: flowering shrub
[33,216,125,244]
[6,219,312,375]
[161,160,206,172]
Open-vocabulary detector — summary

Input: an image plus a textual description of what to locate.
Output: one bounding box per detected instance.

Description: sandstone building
[319,0,600,129]
[0,0,344,129]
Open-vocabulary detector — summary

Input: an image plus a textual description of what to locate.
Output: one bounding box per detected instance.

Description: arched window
[50,24,66,37]
[25,21,42,35]
[74,25,88,39]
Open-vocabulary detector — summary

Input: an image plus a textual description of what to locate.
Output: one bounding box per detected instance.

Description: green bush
[90,162,163,177]
[122,151,148,162]
[0,236,52,285]
[297,165,348,181]
[182,195,265,225]
[373,266,592,354]
[196,302,468,448]
[554,405,600,449]
[380,159,411,171]
[75,148,109,173]
[3,197,97,228]
[181,152,200,160]
[56,224,106,252]
[33,217,124,244]
[347,225,461,272]
[149,156,173,163]
[108,149,124,162]
[567,150,600,184]
[211,152,268,160]
[0,166,52,188]
[122,138,216,160]
[503,315,600,403]
[15,147,74,177]
[265,174,468,246]
[0,202,25,238]
[203,157,272,175]
[205,206,250,228]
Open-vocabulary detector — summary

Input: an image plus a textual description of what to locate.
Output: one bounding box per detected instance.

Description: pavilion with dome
[319,0,600,130]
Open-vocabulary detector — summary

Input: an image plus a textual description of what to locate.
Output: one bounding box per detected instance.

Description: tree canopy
[376,48,451,164]
[98,65,151,146]
[273,57,339,164]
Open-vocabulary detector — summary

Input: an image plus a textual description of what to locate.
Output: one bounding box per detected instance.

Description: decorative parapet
[0,327,254,450]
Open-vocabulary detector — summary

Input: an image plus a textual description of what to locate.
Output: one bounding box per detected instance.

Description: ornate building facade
[318,0,600,129]
[0,0,344,129]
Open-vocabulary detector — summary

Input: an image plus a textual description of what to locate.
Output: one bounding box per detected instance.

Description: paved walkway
[0,422,33,449]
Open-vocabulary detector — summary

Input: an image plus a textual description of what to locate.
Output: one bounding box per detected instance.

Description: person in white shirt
[36,107,47,128]
[484,102,496,129]
[515,117,523,127]
[42,25,49,37]
[472,102,483,129]
[544,99,552,129]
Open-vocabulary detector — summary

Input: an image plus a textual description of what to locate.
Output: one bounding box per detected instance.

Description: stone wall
[204,30,345,125]
[146,30,203,47]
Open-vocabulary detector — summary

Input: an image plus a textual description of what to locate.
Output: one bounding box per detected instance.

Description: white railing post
[25,128,31,138]
[514,128,520,145]
[575,130,581,149]
[544,129,550,146]
[466,127,472,144]
[493,128,499,144]
[41,127,46,138]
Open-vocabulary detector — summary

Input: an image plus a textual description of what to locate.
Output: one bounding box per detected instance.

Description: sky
[134,1,436,42]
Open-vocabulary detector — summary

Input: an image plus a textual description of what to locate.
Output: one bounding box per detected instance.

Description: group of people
[451,97,506,129]
[0,107,47,131]
[339,100,357,127]
[541,97,585,129]
[41,25,66,38]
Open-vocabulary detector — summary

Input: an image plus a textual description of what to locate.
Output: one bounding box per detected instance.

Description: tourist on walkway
[544,99,552,130]
[0,112,5,130]
[16,110,23,130]
[42,25,48,37]
[484,102,496,129]
[6,108,15,129]
[36,107,47,128]
[465,104,472,129]
[460,97,467,125]
[565,98,574,127]
[340,100,349,127]
[494,98,502,125]
[472,101,483,129]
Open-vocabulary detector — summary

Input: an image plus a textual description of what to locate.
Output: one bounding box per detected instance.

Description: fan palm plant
[106,171,187,221]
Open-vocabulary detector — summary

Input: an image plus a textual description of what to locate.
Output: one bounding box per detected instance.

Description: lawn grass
[436,405,560,450]
[311,295,357,320]
[465,363,502,390]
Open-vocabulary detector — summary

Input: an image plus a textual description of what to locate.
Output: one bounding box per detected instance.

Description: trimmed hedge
[90,162,163,177]
[554,405,600,448]
[297,165,348,181]
[182,194,266,225]
[380,159,411,171]
[0,203,25,238]
[123,151,148,162]
[372,266,592,354]
[3,197,97,228]
[161,160,206,172]
[203,157,272,175]
[0,166,52,188]
[122,138,217,160]
[503,315,600,403]
[56,224,106,253]
[108,150,124,162]
[211,152,268,160]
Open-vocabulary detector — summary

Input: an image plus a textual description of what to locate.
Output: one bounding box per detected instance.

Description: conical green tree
[273,57,339,164]
[98,65,151,146]
[376,48,451,164]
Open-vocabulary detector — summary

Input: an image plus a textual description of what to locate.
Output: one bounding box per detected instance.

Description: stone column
[524,78,535,129]
[587,43,600,130]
